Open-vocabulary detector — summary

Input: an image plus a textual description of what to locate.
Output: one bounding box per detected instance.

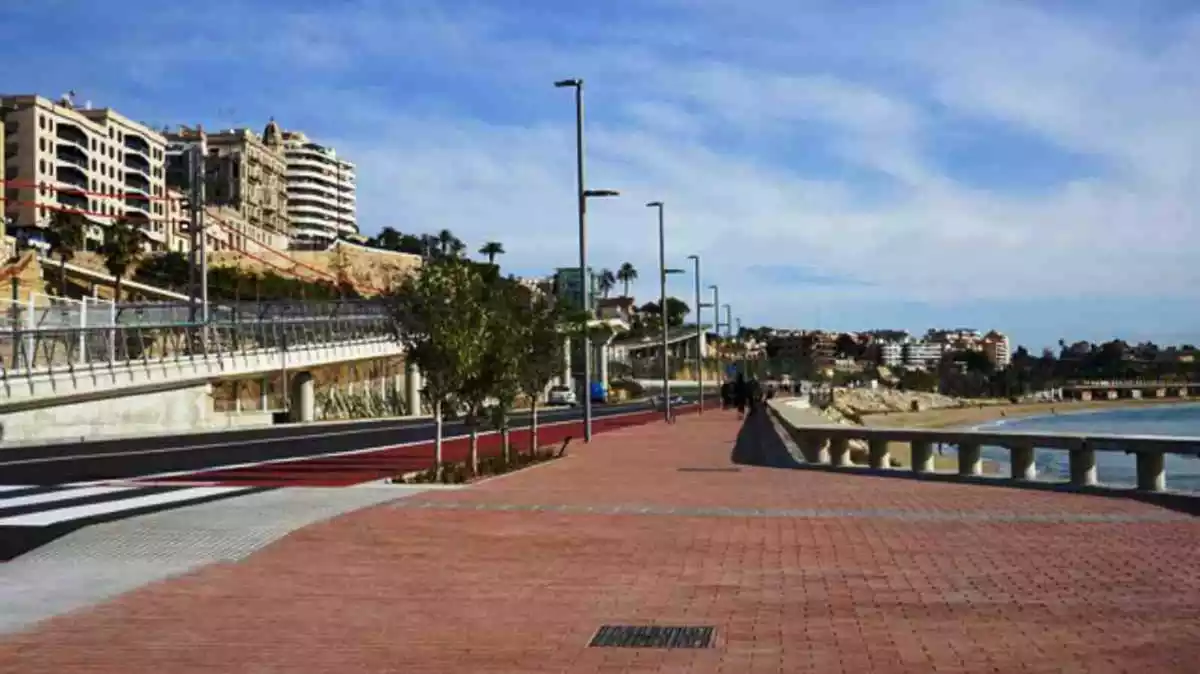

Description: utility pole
[688,255,703,413]
[187,145,208,323]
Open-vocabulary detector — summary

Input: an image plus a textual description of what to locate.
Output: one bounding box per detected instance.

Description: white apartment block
[879,342,904,367]
[1,93,168,250]
[982,330,1012,368]
[281,130,356,243]
[902,341,949,369]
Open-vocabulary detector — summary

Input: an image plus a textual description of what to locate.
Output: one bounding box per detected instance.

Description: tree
[369,226,404,251]
[518,293,565,455]
[617,262,638,297]
[436,229,466,258]
[479,241,505,265]
[480,278,528,464]
[100,216,145,301]
[834,333,861,359]
[385,257,490,476]
[46,210,86,296]
[663,296,689,327]
[597,268,616,298]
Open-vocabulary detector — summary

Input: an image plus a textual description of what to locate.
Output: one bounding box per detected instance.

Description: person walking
[733,373,749,420]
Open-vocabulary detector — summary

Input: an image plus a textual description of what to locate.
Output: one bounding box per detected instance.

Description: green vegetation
[385,255,565,479]
[46,210,86,296]
[100,216,146,301]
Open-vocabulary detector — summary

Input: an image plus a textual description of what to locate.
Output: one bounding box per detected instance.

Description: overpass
[0,300,412,443]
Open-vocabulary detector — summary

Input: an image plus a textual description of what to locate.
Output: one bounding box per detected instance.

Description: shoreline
[856,397,1196,471]
[861,396,1197,431]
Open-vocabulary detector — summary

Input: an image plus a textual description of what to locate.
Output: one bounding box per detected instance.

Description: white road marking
[0,486,136,509]
[0,487,250,527]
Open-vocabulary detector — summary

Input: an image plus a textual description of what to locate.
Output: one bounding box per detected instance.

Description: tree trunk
[114,277,122,302]
[530,399,539,455]
[433,399,444,478]
[501,417,510,466]
[59,257,67,296]
[468,427,479,476]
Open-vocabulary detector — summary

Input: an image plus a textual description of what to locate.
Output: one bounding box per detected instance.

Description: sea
[973,403,1200,493]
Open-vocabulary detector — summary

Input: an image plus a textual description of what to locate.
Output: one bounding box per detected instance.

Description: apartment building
[981,330,1012,368]
[281,130,356,243]
[902,341,949,369]
[162,187,288,256]
[1,93,167,248]
[165,121,289,242]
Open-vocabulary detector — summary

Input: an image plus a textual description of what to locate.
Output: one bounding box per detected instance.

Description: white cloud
[66,0,1200,330]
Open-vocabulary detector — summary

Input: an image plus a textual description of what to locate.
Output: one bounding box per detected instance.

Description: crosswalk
[0,483,268,561]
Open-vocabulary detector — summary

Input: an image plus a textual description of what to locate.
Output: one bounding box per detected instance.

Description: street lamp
[647,200,681,422]
[555,77,619,443]
[687,255,706,413]
[723,304,733,339]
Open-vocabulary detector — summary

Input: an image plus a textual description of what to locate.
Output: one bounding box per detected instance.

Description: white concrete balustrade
[770,402,1200,494]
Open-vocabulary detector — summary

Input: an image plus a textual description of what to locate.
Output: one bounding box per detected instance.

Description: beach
[860,396,1194,430]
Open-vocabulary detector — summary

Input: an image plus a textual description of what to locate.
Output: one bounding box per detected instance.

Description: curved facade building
[280,130,356,243]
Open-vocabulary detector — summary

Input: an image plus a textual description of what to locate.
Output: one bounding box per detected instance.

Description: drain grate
[677,467,741,473]
[589,625,715,649]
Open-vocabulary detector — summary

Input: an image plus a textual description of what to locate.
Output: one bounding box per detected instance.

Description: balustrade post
[1068,443,1097,487]
[801,434,830,464]
[957,443,982,477]
[1135,453,1165,492]
[1010,444,1036,481]
[78,296,88,364]
[829,437,852,467]
[867,438,890,469]
[910,440,934,474]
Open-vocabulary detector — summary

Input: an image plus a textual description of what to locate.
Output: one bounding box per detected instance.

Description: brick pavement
[1,409,1198,673]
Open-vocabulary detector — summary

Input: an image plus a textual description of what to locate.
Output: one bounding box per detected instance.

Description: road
[0,399,690,486]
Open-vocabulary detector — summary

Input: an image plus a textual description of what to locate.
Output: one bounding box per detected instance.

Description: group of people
[719,373,773,420]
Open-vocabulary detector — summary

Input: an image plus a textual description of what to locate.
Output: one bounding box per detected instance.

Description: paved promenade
[2,409,1198,673]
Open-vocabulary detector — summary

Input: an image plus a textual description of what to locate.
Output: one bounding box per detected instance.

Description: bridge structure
[0,299,416,444]
[1061,379,1198,401]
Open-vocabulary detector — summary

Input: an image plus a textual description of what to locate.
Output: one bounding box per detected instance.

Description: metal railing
[0,302,393,378]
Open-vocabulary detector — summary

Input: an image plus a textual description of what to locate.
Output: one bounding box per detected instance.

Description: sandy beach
[861,396,1195,430]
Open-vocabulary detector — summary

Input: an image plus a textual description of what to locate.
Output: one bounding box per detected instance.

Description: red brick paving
[2,410,1199,673]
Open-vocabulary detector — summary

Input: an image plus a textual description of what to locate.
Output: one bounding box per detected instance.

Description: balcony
[56,188,88,211]
[55,122,89,149]
[124,172,150,193]
[123,133,150,155]
[124,153,151,174]
[124,194,151,213]
[55,165,88,190]
[55,144,88,170]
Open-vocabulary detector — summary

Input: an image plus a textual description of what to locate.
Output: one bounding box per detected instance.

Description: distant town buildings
[763,326,1013,372]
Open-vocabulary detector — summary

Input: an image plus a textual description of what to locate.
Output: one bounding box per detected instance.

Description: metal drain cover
[589,625,715,649]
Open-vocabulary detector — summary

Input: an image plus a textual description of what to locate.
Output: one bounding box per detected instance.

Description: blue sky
[4,0,1199,350]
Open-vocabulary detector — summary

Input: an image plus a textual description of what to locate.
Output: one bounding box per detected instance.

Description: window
[39,115,45,130]
[39,138,45,151]
[38,160,45,174]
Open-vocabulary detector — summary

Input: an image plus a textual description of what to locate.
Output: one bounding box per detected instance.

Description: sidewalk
[1,410,1198,673]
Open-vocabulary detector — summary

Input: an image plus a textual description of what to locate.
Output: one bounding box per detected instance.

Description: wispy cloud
[4,0,1198,347]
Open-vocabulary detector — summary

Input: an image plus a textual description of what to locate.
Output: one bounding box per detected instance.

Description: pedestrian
[733,373,749,420]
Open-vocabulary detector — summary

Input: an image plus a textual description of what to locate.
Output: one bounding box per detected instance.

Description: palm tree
[46,210,86,296]
[100,216,146,301]
[597,268,616,298]
[617,262,638,297]
[436,229,465,258]
[479,241,505,265]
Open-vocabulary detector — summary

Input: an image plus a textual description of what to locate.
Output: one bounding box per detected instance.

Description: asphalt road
[0,399,691,485]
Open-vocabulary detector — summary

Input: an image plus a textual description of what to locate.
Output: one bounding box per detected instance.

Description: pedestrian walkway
[1,410,1198,673]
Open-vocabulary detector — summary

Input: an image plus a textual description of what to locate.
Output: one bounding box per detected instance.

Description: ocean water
[974,404,1200,493]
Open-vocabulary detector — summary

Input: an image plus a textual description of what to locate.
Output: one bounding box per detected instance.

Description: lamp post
[708,284,721,378]
[647,201,683,422]
[555,77,619,443]
[687,255,704,413]
[723,304,733,339]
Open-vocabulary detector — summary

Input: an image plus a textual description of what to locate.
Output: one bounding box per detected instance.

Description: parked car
[547,386,578,406]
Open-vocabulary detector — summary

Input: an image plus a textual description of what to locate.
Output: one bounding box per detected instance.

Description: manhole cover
[589,625,715,649]
[677,467,741,473]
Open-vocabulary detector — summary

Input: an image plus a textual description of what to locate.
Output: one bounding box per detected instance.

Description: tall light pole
[687,255,704,413]
[647,201,683,422]
[709,284,722,379]
[555,77,618,443]
[723,304,733,339]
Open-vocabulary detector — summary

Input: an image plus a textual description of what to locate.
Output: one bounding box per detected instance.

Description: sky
[3,0,1199,351]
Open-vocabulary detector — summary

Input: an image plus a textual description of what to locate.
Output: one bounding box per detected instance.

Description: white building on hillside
[281,130,356,244]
